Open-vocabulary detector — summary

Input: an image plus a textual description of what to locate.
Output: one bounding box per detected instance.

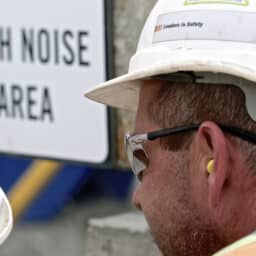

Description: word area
[0,82,54,122]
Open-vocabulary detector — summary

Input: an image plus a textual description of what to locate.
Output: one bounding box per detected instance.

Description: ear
[196,121,232,208]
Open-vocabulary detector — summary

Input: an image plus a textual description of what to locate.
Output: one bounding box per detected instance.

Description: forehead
[135,80,163,132]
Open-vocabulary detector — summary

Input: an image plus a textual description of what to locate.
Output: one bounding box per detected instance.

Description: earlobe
[197,122,231,208]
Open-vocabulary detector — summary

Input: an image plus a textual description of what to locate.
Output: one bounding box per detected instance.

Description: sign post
[0,0,111,163]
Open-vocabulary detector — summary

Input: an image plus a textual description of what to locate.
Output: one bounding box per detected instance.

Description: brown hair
[149,81,256,173]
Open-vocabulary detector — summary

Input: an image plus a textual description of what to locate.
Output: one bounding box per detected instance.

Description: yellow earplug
[207,160,214,174]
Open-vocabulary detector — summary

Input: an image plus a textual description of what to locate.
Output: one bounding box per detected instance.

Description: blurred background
[0,0,158,255]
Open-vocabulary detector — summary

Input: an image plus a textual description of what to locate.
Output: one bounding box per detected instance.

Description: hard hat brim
[85,48,256,112]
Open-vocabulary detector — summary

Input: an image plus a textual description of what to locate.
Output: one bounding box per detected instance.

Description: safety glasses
[125,124,256,179]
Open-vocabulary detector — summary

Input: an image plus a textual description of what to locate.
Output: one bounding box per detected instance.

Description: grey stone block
[85,212,160,256]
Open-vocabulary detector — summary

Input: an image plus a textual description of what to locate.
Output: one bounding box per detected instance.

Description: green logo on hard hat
[184,0,249,6]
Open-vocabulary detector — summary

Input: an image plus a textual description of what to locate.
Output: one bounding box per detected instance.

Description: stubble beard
[149,153,226,256]
[151,191,226,256]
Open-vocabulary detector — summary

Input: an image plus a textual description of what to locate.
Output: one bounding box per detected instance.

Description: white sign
[0,0,109,163]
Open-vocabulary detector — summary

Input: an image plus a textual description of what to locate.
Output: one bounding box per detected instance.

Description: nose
[132,184,142,211]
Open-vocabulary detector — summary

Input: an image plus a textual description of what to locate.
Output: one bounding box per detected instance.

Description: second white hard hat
[0,187,13,246]
[85,0,256,120]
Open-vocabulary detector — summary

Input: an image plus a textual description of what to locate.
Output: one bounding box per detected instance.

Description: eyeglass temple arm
[148,125,199,140]
[220,125,256,145]
[147,124,256,145]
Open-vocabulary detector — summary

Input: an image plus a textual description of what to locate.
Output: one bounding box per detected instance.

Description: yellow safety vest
[213,232,256,256]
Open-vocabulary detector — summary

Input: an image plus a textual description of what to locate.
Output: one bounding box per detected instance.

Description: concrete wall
[113,0,156,167]
[85,213,160,256]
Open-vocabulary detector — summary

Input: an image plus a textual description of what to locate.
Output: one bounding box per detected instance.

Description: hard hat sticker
[153,10,256,44]
[184,0,249,6]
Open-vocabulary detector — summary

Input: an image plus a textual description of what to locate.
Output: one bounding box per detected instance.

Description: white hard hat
[85,0,256,120]
[0,188,13,246]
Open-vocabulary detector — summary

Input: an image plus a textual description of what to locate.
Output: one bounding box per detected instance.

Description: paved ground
[1,198,132,256]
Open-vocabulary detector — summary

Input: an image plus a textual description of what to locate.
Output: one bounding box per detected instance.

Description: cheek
[140,152,187,225]
[140,178,172,242]
[139,152,197,252]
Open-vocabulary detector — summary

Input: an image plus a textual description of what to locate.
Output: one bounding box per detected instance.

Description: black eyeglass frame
[125,123,256,177]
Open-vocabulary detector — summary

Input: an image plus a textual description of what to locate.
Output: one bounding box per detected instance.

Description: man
[85,0,256,255]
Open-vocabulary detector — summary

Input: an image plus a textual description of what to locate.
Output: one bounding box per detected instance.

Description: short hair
[149,81,256,174]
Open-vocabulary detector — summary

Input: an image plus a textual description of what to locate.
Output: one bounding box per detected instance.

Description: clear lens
[125,135,134,167]
[133,148,148,173]
[125,134,148,177]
